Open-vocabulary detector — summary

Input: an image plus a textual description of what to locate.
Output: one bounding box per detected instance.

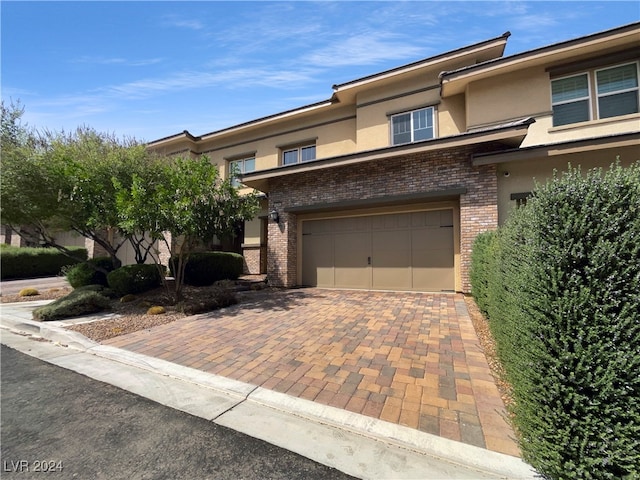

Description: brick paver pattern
[104,289,520,457]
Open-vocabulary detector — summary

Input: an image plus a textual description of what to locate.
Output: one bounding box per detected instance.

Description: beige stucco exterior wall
[50,230,87,248]
[496,144,639,224]
[196,104,357,177]
[466,66,551,128]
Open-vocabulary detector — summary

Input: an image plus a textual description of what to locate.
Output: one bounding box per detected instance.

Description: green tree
[114,155,260,302]
[1,113,156,269]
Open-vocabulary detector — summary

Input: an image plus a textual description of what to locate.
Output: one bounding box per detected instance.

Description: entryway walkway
[103,288,519,457]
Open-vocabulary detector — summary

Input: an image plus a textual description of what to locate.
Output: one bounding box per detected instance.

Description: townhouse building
[144,22,640,293]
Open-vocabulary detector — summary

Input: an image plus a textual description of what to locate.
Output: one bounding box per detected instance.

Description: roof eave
[441,21,640,97]
[242,118,534,193]
[471,131,640,166]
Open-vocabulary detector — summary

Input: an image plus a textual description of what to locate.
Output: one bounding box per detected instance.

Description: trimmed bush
[170,252,244,286]
[469,230,498,316]
[65,257,116,288]
[146,306,165,315]
[0,245,87,280]
[18,288,40,297]
[470,162,640,479]
[107,264,162,296]
[33,288,111,321]
[73,283,117,298]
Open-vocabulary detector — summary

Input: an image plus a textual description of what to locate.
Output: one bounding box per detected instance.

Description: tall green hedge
[470,162,640,479]
[170,251,244,286]
[0,245,87,279]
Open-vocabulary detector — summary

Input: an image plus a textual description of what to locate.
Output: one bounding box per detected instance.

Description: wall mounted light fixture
[269,210,279,223]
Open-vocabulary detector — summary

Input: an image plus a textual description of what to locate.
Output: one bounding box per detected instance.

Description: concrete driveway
[0,276,70,296]
[103,288,520,457]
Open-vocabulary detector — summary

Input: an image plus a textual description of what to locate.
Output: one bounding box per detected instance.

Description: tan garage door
[301,209,454,291]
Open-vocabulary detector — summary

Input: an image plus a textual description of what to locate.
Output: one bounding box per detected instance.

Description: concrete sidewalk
[0,300,537,479]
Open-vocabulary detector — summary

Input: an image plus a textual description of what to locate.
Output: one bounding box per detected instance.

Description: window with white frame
[282,144,316,165]
[229,157,255,187]
[596,63,639,119]
[551,61,639,127]
[391,106,435,145]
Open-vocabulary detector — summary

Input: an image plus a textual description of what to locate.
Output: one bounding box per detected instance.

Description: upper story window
[282,144,316,165]
[391,106,435,145]
[551,61,639,127]
[229,156,255,187]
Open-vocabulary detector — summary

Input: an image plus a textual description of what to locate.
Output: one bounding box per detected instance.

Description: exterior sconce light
[269,210,279,223]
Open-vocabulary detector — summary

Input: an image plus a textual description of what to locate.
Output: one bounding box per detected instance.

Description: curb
[1,303,537,479]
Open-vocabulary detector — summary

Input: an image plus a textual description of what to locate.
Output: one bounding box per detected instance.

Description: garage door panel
[413,267,455,291]
[334,232,370,288]
[302,234,334,287]
[411,225,454,290]
[372,229,411,290]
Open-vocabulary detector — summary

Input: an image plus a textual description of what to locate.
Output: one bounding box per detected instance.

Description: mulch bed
[463,294,515,412]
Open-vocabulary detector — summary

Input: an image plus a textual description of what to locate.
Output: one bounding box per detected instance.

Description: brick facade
[266,144,499,292]
[242,245,266,274]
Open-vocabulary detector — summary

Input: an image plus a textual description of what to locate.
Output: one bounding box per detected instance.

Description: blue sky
[2,1,638,142]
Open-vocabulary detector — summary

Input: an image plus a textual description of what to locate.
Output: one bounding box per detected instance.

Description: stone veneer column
[267,210,297,287]
[459,164,498,292]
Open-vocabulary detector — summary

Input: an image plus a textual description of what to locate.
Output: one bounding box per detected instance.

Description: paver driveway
[104,288,520,457]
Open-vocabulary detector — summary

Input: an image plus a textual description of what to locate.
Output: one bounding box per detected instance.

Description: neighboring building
[148,22,639,293]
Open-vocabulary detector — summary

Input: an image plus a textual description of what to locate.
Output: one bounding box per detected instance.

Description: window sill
[549,112,640,133]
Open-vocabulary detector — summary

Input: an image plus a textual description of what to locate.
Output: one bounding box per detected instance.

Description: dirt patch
[464,294,515,412]
[1,287,74,303]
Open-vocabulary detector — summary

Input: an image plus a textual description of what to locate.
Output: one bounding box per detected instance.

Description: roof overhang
[333,33,510,105]
[471,131,640,166]
[242,118,534,193]
[441,22,640,97]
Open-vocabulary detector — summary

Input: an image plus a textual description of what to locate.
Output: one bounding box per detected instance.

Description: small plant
[146,306,165,315]
[33,289,111,321]
[107,264,162,296]
[18,288,39,297]
[120,294,137,303]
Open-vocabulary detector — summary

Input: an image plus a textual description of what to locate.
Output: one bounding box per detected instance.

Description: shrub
[33,289,111,321]
[146,306,165,315]
[65,257,116,288]
[469,230,498,316]
[0,245,87,280]
[18,288,40,297]
[170,252,244,286]
[73,283,117,298]
[107,264,162,296]
[471,162,640,479]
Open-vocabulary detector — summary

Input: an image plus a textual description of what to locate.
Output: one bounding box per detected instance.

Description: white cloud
[71,56,164,67]
[161,15,205,31]
[306,32,427,68]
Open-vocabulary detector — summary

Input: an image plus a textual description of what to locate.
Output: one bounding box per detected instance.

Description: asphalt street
[0,344,356,480]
